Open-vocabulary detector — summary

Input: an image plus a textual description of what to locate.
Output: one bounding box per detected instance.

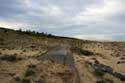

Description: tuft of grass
[28,64,36,69]
[2,48,5,51]
[23,49,27,52]
[0,52,2,55]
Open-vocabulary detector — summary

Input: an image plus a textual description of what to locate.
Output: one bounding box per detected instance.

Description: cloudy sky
[0,0,125,41]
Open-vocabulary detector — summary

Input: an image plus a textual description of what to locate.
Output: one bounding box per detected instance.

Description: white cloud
[0,0,125,41]
[83,0,123,16]
[73,32,125,41]
[0,22,17,29]
[72,0,125,25]
[19,0,32,8]
[42,5,64,16]
[0,21,25,30]
[73,34,113,41]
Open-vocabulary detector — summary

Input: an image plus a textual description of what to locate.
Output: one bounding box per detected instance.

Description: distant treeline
[0,27,79,40]
[16,29,55,38]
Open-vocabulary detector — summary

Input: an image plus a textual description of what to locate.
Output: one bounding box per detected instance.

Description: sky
[0,0,125,41]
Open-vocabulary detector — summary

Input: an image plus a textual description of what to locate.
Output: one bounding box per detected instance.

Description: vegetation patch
[94,70,105,77]
[96,79,113,83]
[14,76,21,81]
[25,68,35,77]
[0,54,18,62]
[37,79,45,83]
[72,47,94,56]
[22,78,31,83]
[28,64,36,69]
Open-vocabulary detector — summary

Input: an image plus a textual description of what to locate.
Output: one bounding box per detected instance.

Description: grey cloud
[0,0,26,19]
[110,13,125,23]
[0,0,125,41]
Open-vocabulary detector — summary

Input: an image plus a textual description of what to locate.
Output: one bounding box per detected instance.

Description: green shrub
[96,80,105,83]
[25,68,35,77]
[94,70,105,77]
[0,55,17,62]
[0,52,2,55]
[73,47,94,56]
[97,79,113,83]
[37,79,45,83]
[22,78,30,83]
[105,79,114,83]
[28,64,36,68]
[14,76,21,81]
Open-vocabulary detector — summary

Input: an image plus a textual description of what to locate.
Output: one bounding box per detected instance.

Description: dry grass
[0,28,125,83]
